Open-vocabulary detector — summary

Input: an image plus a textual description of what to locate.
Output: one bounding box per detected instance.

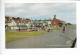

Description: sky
[5,3,76,24]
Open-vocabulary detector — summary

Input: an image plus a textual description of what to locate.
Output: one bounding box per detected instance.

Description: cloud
[5,3,76,24]
[5,3,75,17]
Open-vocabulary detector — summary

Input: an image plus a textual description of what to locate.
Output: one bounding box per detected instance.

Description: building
[5,16,12,30]
[5,16,53,31]
[51,15,63,27]
[65,23,72,26]
[5,16,30,30]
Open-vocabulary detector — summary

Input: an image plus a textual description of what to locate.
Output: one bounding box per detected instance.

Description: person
[46,27,47,31]
[19,27,20,32]
[63,26,65,33]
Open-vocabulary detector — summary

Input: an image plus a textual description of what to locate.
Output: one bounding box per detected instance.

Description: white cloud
[5,3,76,17]
[5,3,76,24]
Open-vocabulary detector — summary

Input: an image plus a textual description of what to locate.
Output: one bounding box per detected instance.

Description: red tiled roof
[56,19,62,23]
[13,18,30,23]
[25,21,29,23]
[5,16,11,21]
[5,16,30,23]
[22,20,25,22]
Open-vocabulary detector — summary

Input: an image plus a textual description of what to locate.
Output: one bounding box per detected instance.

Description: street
[6,27,76,48]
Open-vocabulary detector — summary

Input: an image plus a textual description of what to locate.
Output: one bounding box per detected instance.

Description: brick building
[51,15,63,27]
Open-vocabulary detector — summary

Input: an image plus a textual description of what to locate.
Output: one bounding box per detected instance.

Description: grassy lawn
[6,31,45,42]
[53,27,62,30]
[66,25,76,28]
[6,31,45,36]
[53,25,76,30]
[6,36,27,42]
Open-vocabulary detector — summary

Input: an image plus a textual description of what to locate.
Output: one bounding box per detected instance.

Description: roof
[5,16,11,21]
[5,16,30,23]
[51,18,63,26]
[56,19,62,23]
[13,18,30,23]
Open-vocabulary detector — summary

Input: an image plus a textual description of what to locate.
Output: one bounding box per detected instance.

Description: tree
[17,17,21,19]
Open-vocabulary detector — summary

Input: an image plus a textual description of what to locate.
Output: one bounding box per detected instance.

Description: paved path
[6,27,76,48]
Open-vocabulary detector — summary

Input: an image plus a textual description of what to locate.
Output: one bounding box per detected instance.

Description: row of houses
[5,16,30,30]
[5,15,72,31]
[5,16,53,31]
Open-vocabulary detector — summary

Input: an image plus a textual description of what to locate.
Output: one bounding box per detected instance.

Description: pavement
[6,27,76,48]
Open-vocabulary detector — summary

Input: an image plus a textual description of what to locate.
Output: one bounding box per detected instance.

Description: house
[28,19,52,31]
[5,16,30,30]
[5,16,16,30]
[65,23,72,26]
[45,18,52,29]
[12,17,30,30]
[32,20,44,31]
[51,15,63,27]
[5,16,12,30]
[5,16,53,31]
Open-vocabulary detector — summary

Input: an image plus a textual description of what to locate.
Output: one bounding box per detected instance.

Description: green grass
[53,27,62,30]
[6,31,45,36]
[52,25,76,30]
[6,36,26,42]
[6,31,45,42]
[66,25,76,28]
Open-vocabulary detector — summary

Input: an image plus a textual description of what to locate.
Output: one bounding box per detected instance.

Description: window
[54,22,55,24]
[17,22,19,27]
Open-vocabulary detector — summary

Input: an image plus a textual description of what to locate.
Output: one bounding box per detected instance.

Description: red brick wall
[51,18,63,27]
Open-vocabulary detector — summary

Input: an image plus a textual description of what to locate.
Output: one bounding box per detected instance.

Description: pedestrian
[46,27,47,31]
[19,27,20,32]
[63,26,65,33]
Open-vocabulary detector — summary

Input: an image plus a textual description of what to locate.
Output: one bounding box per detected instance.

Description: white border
[1,0,80,55]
